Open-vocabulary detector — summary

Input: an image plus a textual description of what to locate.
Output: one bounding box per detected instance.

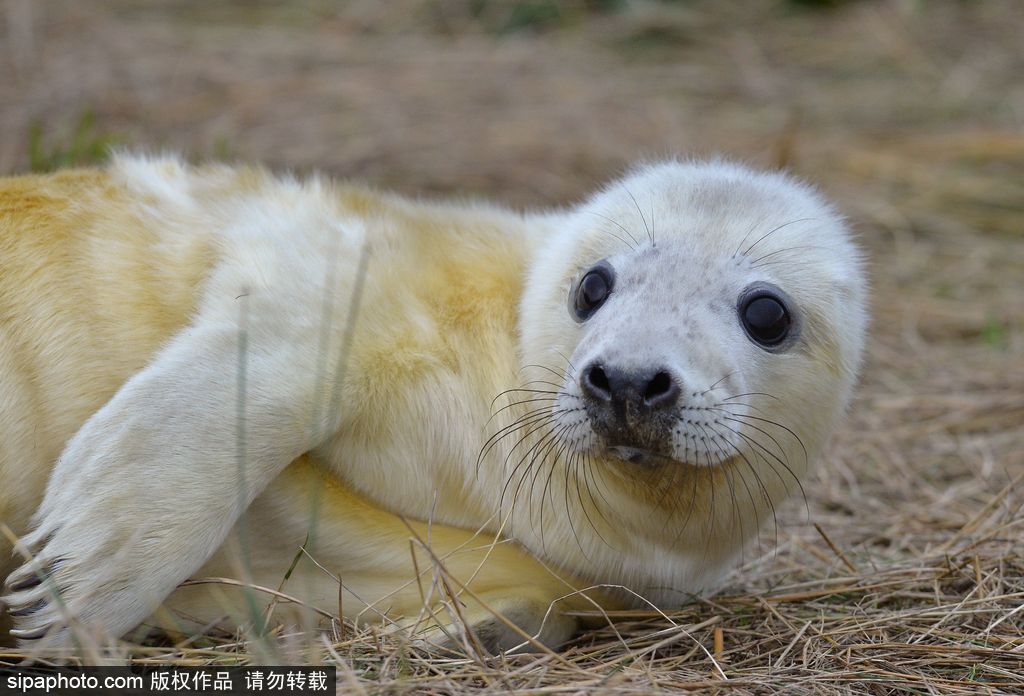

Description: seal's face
[562,242,806,470]
[516,161,867,599]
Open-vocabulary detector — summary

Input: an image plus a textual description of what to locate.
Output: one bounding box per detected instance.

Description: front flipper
[3,319,321,647]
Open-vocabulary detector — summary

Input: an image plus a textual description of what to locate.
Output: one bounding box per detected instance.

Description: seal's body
[0,156,866,650]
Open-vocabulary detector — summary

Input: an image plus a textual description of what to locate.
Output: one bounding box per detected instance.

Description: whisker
[750,257,832,269]
[652,448,682,511]
[732,215,769,258]
[702,447,718,561]
[512,421,577,544]
[625,187,652,244]
[728,424,808,514]
[572,447,614,553]
[500,420,561,517]
[669,448,702,549]
[718,411,809,464]
[712,400,778,421]
[585,211,639,249]
[701,371,738,395]
[518,379,568,391]
[720,392,780,402]
[477,406,569,475]
[528,423,575,548]
[699,423,744,545]
[751,244,826,267]
[489,386,562,409]
[479,405,559,457]
[552,350,577,377]
[562,447,593,557]
[528,421,572,501]
[740,217,817,257]
[485,395,559,424]
[716,418,789,492]
[522,363,573,381]
[649,193,656,245]
[536,430,571,550]
[717,414,793,474]
[503,415,565,473]
[537,419,586,550]
[581,447,613,528]
[710,424,775,555]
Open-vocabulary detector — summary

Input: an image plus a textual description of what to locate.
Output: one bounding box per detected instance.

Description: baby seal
[0,155,866,651]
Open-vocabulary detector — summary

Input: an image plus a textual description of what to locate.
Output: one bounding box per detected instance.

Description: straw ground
[1,1,1021,692]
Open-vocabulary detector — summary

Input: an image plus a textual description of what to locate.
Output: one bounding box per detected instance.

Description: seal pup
[0,155,866,650]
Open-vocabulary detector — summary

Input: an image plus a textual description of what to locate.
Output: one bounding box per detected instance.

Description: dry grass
[2,0,1022,692]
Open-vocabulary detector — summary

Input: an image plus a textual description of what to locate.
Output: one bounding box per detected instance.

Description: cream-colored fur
[0,155,866,651]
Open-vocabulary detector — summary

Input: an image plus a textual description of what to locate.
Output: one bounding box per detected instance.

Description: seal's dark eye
[573,264,614,321]
[741,294,791,347]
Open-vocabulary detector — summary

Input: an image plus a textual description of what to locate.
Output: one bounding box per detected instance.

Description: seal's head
[516,160,867,602]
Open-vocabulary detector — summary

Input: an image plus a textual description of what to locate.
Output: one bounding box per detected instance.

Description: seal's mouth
[604,445,734,469]
[605,445,677,467]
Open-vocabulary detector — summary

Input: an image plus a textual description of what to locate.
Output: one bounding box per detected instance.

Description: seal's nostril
[643,371,679,408]
[581,364,612,402]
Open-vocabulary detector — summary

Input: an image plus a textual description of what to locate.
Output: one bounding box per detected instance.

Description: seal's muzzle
[579,362,681,458]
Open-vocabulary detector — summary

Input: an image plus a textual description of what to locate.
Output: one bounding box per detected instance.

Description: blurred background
[2,0,1023,682]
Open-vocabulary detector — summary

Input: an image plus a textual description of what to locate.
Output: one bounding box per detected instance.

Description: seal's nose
[580,363,681,414]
